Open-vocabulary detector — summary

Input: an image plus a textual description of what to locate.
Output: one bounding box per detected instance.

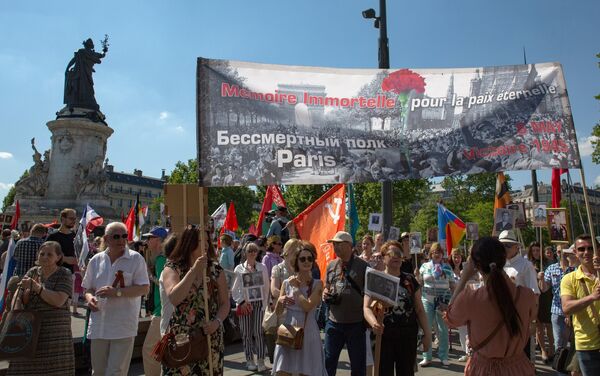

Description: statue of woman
[64,37,108,111]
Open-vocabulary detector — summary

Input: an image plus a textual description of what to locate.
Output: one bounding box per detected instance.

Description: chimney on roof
[106,164,114,172]
[133,169,143,177]
[161,169,166,180]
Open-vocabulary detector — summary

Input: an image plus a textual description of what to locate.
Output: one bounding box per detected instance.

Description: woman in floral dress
[161,228,230,375]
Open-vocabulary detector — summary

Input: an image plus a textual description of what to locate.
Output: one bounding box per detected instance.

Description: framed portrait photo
[365,268,399,306]
[533,202,547,228]
[493,208,515,236]
[547,208,570,244]
[245,286,263,302]
[388,226,400,241]
[368,213,382,232]
[506,202,527,229]
[409,232,422,254]
[465,222,479,241]
[241,271,264,288]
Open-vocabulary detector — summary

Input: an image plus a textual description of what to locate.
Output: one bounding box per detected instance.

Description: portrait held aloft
[365,268,399,306]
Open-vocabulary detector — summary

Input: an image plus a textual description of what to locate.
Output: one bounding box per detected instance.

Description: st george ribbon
[196,58,580,187]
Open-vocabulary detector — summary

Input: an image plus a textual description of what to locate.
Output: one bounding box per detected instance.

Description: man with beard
[47,208,78,272]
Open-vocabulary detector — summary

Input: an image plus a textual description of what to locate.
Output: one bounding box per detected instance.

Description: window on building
[119,199,123,207]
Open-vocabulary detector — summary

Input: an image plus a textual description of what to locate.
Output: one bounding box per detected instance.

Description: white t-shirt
[82,248,149,339]
[504,254,540,294]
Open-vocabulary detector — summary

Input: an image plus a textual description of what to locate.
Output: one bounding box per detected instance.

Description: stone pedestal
[10,118,116,224]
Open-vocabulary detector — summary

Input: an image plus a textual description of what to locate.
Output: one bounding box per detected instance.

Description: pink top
[445,275,537,376]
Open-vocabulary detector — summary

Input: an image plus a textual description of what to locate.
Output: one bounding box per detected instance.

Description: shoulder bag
[276,278,313,350]
[0,283,42,360]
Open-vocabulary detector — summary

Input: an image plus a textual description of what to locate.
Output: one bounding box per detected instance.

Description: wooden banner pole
[198,186,213,375]
[578,168,599,277]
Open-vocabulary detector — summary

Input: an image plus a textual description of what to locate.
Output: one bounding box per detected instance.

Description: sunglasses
[111,233,128,240]
[246,249,258,254]
[272,242,283,246]
[576,246,594,252]
[299,256,314,263]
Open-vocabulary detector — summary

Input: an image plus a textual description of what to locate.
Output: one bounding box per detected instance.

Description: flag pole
[578,168,599,276]
[198,186,214,375]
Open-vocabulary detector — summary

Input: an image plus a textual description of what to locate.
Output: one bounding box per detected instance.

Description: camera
[323,292,342,306]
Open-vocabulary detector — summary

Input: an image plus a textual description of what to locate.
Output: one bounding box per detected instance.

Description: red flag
[124,205,136,241]
[220,201,239,238]
[552,169,568,207]
[85,204,104,235]
[291,184,346,280]
[255,186,286,236]
[9,200,20,230]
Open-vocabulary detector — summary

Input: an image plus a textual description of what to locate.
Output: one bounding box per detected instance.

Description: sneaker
[257,359,267,372]
[458,355,469,362]
[247,360,257,371]
[441,359,451,366]
[419,359,432,367]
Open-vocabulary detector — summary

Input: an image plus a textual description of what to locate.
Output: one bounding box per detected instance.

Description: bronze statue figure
[63,36,109,112]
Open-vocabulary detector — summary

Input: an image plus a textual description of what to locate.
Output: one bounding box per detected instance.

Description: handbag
[0,285,42,360]
[552,345,574,373]
[161,326,209,368]
[275,278,312,350]
[262,304,279,334]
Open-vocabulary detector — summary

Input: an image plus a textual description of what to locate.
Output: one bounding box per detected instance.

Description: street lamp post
[363,0,392,239]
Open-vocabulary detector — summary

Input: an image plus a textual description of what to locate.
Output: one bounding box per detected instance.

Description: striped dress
[7,266,74,375]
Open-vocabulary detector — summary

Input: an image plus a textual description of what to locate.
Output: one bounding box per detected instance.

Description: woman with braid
[445,237,537,375]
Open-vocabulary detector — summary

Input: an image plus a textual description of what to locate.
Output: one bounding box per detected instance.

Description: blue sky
[1,0,599,203]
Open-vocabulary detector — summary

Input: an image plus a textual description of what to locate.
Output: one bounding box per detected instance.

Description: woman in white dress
[272,242,327,376]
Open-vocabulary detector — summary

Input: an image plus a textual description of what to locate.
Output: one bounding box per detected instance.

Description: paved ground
[2,307,556,375]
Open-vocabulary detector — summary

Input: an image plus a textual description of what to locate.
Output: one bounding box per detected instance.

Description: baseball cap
[327,231,353,243]
[142,226,168,240]
[498,230,519,244]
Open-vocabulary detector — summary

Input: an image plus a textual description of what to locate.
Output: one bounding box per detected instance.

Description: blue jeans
[422,299,449,361]
[324,320,366,376]
[551,314,568,351]
[577,350,600,376]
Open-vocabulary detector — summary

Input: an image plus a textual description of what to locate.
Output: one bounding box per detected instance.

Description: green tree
[282,184,333,217]
[2,170,28,212]
[410,195,440,235]
[464,201,494,237]
[161,158,257,230]
[441,173,500,214]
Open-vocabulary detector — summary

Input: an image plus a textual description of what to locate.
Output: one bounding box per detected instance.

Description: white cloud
[578,136,598,157]
[0,152,13,159]
[0,183,14,190]
[159,111,169,120]
[173,125,185,133]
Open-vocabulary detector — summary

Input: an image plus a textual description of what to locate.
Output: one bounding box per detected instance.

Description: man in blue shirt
[219,234,235,271]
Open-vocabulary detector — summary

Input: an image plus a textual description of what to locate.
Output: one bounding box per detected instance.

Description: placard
[365,267,399,306]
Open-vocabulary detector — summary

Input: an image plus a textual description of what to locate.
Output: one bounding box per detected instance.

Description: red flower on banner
[381,69,426,94]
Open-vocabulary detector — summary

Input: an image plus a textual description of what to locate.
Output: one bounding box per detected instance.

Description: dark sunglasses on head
[111,233,128,240]
[576,246,594,252]
[299,256,314,263]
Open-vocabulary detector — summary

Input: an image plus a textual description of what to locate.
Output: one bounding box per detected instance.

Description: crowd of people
[0,206,599,376]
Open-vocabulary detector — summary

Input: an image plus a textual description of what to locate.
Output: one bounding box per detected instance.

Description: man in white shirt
[83,222,150,376]
[499,229,539,361]
[499,230,540,294]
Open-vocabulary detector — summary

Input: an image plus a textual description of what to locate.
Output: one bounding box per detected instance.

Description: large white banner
[197,58,580,186]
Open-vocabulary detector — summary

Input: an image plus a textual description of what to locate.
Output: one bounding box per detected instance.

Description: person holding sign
[231,242,269,372]
[161,227,230,376]
[363,240,431,376]
[444,237,537,376]
[416,242,455,367]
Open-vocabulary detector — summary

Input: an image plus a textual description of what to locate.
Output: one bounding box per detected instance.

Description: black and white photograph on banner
[365,268,400,306]
[466,222,479,241]
[388,226,400,241]
[368,212,382,232]
[506,202,527,228]
[547,208,570,243]
[242,271,264,288]
[197,59,581,187]
[409,232,422,254]
[533,202,548,227]
[224,270,236,290]
[246,286,263,302]
[493,208,515,235]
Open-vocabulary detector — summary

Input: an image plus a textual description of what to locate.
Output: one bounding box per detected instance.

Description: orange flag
[292,184,346,280]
